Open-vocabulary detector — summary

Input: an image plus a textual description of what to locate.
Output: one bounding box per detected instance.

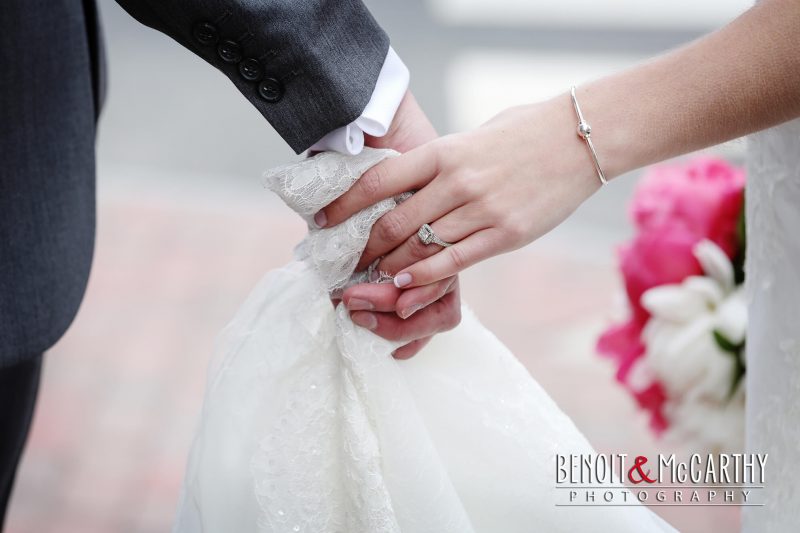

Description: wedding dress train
[173,148,675,532]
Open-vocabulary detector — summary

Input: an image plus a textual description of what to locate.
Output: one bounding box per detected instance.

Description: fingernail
[394,273,412,288]
[346,298,374,311]
[399,304,424,319]
[313,211,327,228]
[351,311,377,330]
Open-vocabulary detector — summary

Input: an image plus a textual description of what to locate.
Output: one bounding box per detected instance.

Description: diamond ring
[417,223,453,248]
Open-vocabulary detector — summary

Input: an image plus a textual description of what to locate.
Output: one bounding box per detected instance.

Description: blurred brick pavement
[5,170,738,533]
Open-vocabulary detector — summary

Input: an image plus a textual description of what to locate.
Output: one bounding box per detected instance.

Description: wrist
[365,91,436,152]
[571,80,659,181]
[527,97,605,198]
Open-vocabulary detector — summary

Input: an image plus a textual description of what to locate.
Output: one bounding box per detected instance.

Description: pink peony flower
[619,223,704,323]
[597,319,645,382]
[632,381,669,434]
[630,157,745,257]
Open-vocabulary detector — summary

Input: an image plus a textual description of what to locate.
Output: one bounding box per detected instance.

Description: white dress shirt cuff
[309,47,409,155]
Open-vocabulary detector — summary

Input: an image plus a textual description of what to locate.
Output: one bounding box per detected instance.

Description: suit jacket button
[239,58,263,81]
[217,40,242,63]
[258,78,284,103]
[193,22,219,45]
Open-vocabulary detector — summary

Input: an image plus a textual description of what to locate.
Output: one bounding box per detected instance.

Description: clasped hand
[334,95,599,358]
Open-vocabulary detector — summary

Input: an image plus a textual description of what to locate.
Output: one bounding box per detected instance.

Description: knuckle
[358,165,386,199]
[406,233,432,260]
[502,216,527,243]
[432,141,450,169]
[376,211,409,244]
[481,198,506,223]
[434,135,459,164]
[452,172,482,200]
[326,200,344,221]
[448,245,469,271]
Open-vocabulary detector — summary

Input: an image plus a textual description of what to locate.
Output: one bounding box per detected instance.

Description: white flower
[639,239,746,452]
[715,289,747,348]
[663,383,745,455]
[694,239,735,292]
[643,305,732,401]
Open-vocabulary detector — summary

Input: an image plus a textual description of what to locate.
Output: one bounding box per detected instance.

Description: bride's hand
[318,0,800,289]
[339,89,463,359]
[315,98,602,288]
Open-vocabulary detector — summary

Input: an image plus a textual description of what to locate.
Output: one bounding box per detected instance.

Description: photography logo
[555,453,767,507]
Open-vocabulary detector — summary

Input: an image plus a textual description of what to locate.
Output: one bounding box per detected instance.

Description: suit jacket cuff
[309,47,409,155]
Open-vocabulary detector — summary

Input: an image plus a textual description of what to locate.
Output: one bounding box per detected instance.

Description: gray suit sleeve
[114,0,390,153]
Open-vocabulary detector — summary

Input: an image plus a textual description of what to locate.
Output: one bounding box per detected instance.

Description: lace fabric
[264,149,412,296]
[173,148,675,532]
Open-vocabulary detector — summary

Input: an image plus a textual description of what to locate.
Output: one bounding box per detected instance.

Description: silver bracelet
[569,86,608,186]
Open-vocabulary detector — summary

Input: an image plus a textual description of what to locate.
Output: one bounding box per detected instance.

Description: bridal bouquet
[597,157,747,453]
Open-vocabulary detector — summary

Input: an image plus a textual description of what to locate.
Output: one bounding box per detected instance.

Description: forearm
[576,0,800,180]
[314,0,800,288]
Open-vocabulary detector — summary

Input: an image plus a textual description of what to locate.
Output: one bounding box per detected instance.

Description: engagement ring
[417,223,453,248]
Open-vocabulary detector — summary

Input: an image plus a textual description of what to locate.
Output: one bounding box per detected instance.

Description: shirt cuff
[309,47,409,155]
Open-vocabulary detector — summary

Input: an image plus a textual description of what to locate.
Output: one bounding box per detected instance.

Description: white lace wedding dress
[172,148,674,532]
[742,118,800,532]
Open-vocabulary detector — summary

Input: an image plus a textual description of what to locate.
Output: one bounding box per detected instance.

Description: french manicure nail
[346,298,374,311]
[394,273,412,288]
[313,211,327,228]
[351,311,377,330]
[399,304,424,319]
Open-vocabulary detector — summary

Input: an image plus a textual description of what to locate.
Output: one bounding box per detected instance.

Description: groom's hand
[364,91,436,153]
[342,276,460,359]
[344,90,461,359]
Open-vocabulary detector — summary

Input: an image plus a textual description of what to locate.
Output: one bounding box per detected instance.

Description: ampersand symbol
[628,455,656,484]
